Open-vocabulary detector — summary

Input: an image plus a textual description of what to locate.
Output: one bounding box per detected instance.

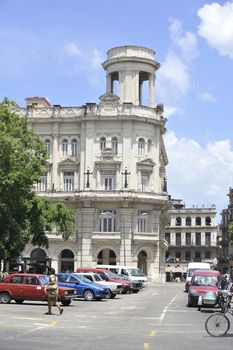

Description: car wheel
[83,289,95,301]
[105,289,111,299]
[0,292,12,304]
[14,299,24,304]
[61,300,71,306]
[110,291,116,299]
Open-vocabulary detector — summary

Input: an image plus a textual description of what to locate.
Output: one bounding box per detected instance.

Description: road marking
[148,330,156,337]
[144,343,150,349]
[48,321,57,328]
[152,293,158,296]
[159,294,178,323]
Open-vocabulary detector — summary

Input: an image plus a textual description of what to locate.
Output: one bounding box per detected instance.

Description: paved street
[0,282,233,350]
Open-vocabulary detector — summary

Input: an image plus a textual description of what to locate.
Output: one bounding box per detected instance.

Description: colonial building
[165,199,218,281]
[218,187,233,275]
[16,46,170,282]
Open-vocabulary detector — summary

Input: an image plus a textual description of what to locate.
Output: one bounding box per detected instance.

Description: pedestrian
[219,274,232,291]
[45,268,63,315]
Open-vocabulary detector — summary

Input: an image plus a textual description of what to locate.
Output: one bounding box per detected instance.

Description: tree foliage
[0,99,75,263]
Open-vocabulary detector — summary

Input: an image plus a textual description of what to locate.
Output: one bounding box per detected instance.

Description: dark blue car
[56,273,110,301]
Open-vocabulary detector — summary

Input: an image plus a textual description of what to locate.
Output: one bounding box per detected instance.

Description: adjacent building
[15,46,170,282]
[218,187,233,275]
[165,199,218,281]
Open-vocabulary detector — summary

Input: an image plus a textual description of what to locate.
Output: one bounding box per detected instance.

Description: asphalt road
[0,282,233,350]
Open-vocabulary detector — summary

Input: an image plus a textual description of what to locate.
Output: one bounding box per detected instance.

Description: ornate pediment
[137,158,155,172]
[99,92,120,103]
[58,157,79,171]
[95,150,121,170]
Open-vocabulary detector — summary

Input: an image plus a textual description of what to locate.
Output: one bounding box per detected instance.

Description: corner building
[19,46,170,282]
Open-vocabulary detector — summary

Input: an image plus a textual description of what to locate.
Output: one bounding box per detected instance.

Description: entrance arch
[97,249,116,265]
[60,249,74,272]
[29,248,47,273]
[138,250,147,274]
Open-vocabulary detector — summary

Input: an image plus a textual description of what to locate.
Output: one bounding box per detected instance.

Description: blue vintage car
[56,273,110,301]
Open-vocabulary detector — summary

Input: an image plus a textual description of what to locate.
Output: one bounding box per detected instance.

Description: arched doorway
[29,248,47,273]
[97,249,116,265]
[138,250,147,274]
[60,249,74,272]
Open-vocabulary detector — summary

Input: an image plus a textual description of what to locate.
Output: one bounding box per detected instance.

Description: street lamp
[84,168,93,188]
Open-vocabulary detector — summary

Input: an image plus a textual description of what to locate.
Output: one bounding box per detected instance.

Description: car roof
[76,268,107,273]
[192,270,221,276]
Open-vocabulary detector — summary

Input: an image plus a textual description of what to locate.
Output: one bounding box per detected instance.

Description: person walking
[45,268,63,315]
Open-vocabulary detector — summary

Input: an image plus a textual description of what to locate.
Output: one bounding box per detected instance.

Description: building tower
[19,46,170,281]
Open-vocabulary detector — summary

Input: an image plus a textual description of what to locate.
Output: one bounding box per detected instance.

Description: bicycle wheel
[205,313,230,337]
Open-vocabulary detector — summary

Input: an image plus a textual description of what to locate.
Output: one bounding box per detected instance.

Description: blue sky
[1,0,233,222]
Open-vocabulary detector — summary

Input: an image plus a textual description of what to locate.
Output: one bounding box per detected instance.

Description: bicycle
[205,290,233,337]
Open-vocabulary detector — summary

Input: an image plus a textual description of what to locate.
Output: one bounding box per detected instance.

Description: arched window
[196,217,201,226]
[62,139,68,156]
[100,137,106,151]
[71,139,77,157]
[175,217,182,226]
[186,217,191,226]
[205,217,211,226]
[99,210,116,232]
[138,138,145,156]
[138,212,148,232]
[60,249,74,273]
[45,138,51,155]
[111,137,118,154]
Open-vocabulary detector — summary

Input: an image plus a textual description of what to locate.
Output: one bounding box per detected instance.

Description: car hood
[190,286,219,295]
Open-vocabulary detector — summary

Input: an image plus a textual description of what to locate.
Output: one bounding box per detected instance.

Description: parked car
[76,272,123,298]
[96,265,148,287]
[76,267,133,294]
[56,273,110,301]
[187,270,222,309]
[115,273,143,293]
[0,273,77,306]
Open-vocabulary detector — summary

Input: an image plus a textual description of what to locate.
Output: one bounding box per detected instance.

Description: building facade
[165,199,218,281]
[16,46,170,282]
[218,187,233,275]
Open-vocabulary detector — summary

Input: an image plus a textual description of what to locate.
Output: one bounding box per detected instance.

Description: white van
[185,262,211,292]
[96,265,148,286]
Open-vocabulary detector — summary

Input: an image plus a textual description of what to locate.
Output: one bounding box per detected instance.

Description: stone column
[149,73,155,108]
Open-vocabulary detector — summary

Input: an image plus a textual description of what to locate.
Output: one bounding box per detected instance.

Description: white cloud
[198,91,216,102]
[157,19,198,104]
[198,1,233,59]
[164,130,233,220]
[91,49,103,69]
[158,51,190,98]
[64,42,83,57]
[169,18,198,62]
[164,105,181,118]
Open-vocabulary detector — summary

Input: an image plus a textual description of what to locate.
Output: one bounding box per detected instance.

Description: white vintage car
[76,272,123,298]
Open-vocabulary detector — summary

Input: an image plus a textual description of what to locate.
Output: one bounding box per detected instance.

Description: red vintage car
[0,273,77,306]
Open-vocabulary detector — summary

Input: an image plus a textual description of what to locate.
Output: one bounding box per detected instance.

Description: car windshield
[106,271,118,279]
[127,268,145,277]
[38,276,49,285]
[192,276,218,287]
[93,273,103,281]
[71,274,93,284]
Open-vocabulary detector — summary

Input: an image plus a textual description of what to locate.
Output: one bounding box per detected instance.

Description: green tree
[0,99,75,265]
